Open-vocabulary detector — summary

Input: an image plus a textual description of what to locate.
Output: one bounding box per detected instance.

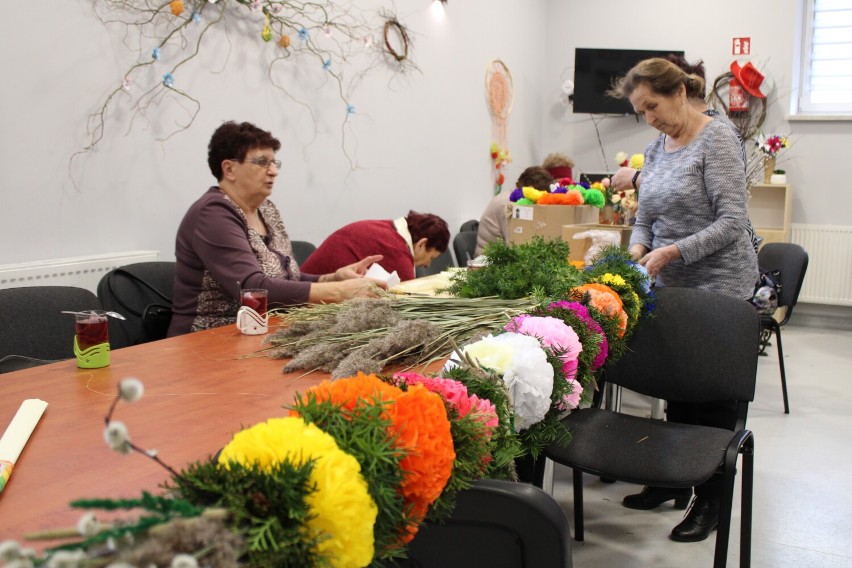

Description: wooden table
[0,323,327,542]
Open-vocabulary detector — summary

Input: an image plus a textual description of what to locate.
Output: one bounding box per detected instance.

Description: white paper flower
[448,333,553,431]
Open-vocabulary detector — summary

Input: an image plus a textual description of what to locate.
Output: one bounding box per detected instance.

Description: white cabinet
[749,183,791,245]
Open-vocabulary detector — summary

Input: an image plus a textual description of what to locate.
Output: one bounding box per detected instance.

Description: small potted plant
[770,169,787,184]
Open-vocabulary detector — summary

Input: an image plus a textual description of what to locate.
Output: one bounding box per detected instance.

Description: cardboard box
[508,205,600,245]
[562,224,633,263]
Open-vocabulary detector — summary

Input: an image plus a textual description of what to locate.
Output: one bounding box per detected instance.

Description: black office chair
[452,231,478,267]
[0,286,101,373]
[757,242,809,414]
[391,479,572,568]
[459,219,479,233]
[415,248,456,277]
[97,262,176,349]
[544,287,759,568]
[290,240,317,266]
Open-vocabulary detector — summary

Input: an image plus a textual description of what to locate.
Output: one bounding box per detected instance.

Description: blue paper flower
[191,11,201,22]
[152,47,161,60]
[163,72,175,87]
[346,104,356,115]
[298,27,309,41]
[323,59,332,70]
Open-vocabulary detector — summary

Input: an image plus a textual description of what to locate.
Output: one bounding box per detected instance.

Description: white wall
[543,0,847,227]
[1,0,847,266]
[0,0,547,264]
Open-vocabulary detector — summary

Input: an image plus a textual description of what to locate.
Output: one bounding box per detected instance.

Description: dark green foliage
[291,393,409,562]
[171,459,321,567]
[443,237,585,299]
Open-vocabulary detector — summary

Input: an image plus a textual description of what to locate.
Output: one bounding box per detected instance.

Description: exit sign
[732,37,751,55]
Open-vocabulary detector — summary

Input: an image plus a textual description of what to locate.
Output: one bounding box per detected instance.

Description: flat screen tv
[573,48,685,115]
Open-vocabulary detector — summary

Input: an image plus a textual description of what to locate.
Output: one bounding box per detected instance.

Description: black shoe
[622,486,692,510]
[670,497,720,543]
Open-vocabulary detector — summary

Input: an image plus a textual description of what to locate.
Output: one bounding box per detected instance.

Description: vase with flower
[755,133,790,183]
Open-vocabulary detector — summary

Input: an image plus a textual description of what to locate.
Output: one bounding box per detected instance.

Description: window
[795,0,852,115]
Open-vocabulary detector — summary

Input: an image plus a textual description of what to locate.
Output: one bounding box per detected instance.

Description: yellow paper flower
[219,417,377,568]
[628,153,644,170]
[600,273,626,288]
[522,186,547,202]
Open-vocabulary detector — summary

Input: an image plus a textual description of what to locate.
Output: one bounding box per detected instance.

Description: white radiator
[791,224,852,306]
[0,251,160,295]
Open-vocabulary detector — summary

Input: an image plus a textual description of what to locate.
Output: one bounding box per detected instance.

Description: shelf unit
[749,183,791,245]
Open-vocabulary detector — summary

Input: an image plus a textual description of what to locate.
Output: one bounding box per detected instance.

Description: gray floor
[549,323,852,568]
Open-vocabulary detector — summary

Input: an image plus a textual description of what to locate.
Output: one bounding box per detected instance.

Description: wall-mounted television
[573,48,685,115]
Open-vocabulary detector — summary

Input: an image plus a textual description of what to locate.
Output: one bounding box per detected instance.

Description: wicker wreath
[383,19,409,62]
[708,71,767,141]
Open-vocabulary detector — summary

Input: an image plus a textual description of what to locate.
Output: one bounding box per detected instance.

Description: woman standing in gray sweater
[610,58,758,543]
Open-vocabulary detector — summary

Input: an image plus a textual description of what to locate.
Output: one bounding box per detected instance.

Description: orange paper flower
[388,385,455,528]
[300,372,402,412]
[295,373,454,543]
[572,283,628,337]
[169,0,184,16]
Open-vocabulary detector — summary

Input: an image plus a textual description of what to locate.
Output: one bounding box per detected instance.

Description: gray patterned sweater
[630,120,758,300]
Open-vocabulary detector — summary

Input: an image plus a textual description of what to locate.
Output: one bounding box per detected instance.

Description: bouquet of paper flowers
[508,178,606,209]
[9,240,655,568]
[755,133,789,158]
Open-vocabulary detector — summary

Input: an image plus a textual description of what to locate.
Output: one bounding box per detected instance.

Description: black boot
[670,496,720,542]
[622,486,692,510]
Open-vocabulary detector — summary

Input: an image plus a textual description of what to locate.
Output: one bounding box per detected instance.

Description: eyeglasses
[233,156,282,169]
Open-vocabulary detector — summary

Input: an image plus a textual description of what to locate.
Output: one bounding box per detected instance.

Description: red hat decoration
[730,61,768,99]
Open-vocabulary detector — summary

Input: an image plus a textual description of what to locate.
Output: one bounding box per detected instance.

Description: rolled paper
[0,399,48,493]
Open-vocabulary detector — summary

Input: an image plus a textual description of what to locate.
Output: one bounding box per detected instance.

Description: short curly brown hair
[405,211,450,252]
[207,121,281,181]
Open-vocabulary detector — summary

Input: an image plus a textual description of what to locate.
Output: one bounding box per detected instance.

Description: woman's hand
[309,275,386,303]
[637,244,681,279]
[330,255,384,281]
[611,167,640,192]
[628,244,648,262]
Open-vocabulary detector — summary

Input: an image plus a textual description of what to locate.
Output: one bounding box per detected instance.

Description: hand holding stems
[630,244,681,280]
[312,255,387,303]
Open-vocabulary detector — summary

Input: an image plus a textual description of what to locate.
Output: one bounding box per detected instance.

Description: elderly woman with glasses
[168,121,384,336]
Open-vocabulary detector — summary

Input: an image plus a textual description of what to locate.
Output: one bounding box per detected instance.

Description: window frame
[792,0,852,117]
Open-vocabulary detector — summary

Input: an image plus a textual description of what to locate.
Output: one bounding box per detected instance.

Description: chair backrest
[603,287,759,405]
[459,219,480,233]
[398,479,572,568]
[415,248,456,278]
[0,286,101,372]
[757,242,809,321]
[452,231,478,266]
[97,262,176,349]
[290,240,317,266]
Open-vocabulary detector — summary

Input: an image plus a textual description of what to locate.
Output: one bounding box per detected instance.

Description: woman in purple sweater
[168,121,384,336]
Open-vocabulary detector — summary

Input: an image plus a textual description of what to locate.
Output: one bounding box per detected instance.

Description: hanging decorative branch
[71,0,416,181]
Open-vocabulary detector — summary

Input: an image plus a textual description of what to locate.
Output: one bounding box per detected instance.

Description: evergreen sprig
[291,393,409,561]
[442,237,585,299]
